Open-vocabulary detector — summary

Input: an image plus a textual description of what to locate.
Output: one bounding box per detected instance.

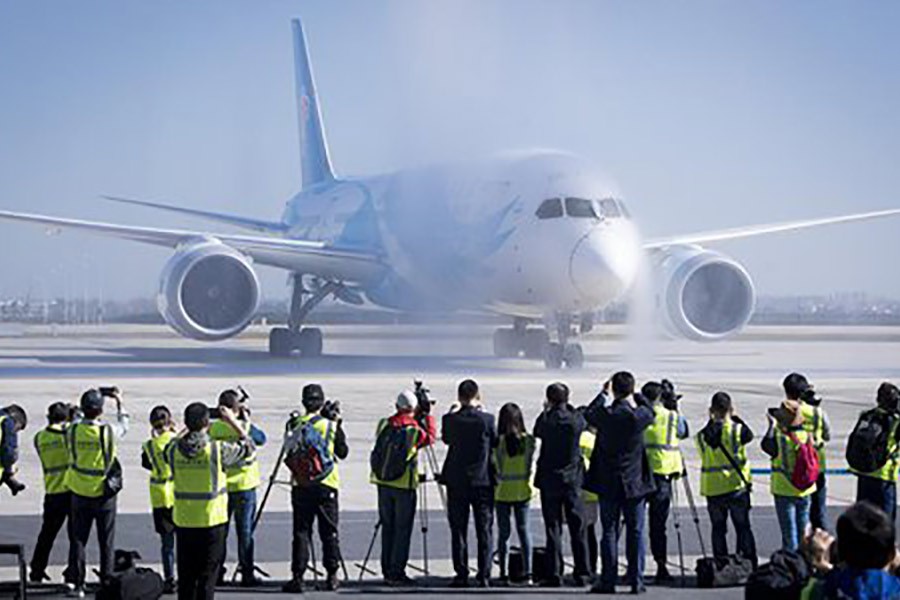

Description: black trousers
[30,492,73,577]
[540,487,590,583]
[68,493,116,586]
[647,474,672,564]
[446,486,494,582]
[176,524,227,600]
[706,490,758,566]
[290,485,341,579]
[377,485,417,579]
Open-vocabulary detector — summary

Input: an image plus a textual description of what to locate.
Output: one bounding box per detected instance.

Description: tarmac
[0,322,899,599]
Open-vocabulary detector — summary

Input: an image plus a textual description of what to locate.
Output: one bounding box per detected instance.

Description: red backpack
[787,432,820,490]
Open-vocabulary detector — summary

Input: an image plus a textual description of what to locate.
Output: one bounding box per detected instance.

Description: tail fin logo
[299,88,310,123]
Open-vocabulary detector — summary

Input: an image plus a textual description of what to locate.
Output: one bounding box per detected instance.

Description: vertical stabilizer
[292,19,334,188]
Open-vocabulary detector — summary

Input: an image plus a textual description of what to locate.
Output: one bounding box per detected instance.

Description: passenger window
[597,198,621,219]
[535,198,563,219]
[565,197,598,219]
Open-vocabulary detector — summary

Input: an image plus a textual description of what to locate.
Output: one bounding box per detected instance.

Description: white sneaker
[66,586,85,598]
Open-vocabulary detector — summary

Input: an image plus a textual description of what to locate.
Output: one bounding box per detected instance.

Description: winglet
[292,18,335,189]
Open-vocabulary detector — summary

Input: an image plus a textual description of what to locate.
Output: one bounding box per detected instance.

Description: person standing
[65,388,129,598]
[30,402,73,584]
[533,383,591,587]
[849,382,900,522]
[369,389,436,585]
[208,389,267,586]
[642,380,689,583]
[785,373,831,531]
[440,379,497,588]
[695,392,758,566]
[493,402,535,585]
[282,384,349,593]
[168,403,255,600]
[579,425,600,577]
[141,406,178,594]
[0,403,27,496]
[761,400,817,551]
[583,372,655,595]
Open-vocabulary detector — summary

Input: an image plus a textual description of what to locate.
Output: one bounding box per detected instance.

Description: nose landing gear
[492,316,585,369]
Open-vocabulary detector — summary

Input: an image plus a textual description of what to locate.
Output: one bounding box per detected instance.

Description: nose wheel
[492,316,584,369]
[542,342,584,369]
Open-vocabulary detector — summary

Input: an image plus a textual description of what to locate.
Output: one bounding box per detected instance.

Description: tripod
[671,454,708,587]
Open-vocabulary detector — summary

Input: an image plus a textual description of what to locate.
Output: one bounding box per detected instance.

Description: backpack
[745,549,811,600]
[846,409,896,473]
[370,421,415,482]
[285,417,334,486]
[96,550,163,600]
[787,432,820,490]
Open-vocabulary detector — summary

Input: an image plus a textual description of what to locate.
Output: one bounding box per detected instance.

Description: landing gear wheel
[543,342,564,369]
[524,329,550,359]
[563,343,584,369]
[493,329,518,358]
[269,328,294,357]
[297,327,323,357]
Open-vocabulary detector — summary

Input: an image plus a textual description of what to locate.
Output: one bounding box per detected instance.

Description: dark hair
[149,405,171,426]
[458,379,479,404]
[611,371,635,399]
[546,382,570,406]
[184,403,210,432]
[218,389,241,409]
[498,403,526,457]
[302,383,325,412]
[836,501,896,569]
[47,402,70,425]
[641,382,663,403]
[877,382,900,411]
[4,404,27,430]
[710,391,732,417]
[782,372,810,400]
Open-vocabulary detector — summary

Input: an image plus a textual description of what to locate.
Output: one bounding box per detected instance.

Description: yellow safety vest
[800,403,827,470]
[34,425,69,495]
[65,422,115,499]
[771,428,816,497]
[289,414,340,490]
[849,409,900,483]
[208,420,261,493]
[644,405,684,476]
[370,418,426,491]
[169,440,228,528]
[494,434,535,503]
[580,431,599,503]
[696,419,751,497]
[143,431,175,509]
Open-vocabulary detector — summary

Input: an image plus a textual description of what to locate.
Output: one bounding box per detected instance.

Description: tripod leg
[357,521,382,581]
[420,479,429,577]
[672,478,686,587]
[680,470,708,558]
[252,442,287,533]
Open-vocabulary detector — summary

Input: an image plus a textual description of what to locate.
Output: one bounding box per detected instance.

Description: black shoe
[631,584,646,594]
[496,575,509,586]
[281,578,304,594]
[240,573,261,588]
[29,570,49,583]
[475,578,490,588]
[216,566,227,586]
[450,576,469,588]
[573,574,590,587]
[325,573,340,591]
[162,579,177,595]
[590,582,615,594]
[655,564,674,583]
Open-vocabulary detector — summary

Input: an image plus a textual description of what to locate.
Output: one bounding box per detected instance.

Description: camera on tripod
[660,379,682,411]
[413,380,436,415]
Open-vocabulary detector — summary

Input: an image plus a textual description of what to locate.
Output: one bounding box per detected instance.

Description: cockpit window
[617,200,631,218]
[597,198,622,219]
[565,197,599,219]
[535,198,563,219]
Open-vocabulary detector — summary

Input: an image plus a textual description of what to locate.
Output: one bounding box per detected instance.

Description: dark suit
[441,405,497,583]
[584,393,655,591]
[534,404,590,584]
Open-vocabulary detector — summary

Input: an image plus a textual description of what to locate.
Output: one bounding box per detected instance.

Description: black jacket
[533,404,586,492]
[583,392,656,500]
[440,405,497,489]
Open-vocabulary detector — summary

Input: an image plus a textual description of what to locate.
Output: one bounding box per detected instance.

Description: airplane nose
[569,228,640,303]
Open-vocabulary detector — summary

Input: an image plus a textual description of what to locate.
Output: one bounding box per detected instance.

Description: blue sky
[1,1,899,300]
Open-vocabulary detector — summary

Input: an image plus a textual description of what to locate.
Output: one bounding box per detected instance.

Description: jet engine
[157,239,261,341]
[650,245,755,341]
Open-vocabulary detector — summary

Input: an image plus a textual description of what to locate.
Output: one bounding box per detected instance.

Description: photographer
[849,382,900,522]
[785,373,832,531]
[695,392,757,566]
[141,406,177,593]
[282,384,348,593]
[369,387,437,585]
[0,403,27,497]
[208,389,267,586]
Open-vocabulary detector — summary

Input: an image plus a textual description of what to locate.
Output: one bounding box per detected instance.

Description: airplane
[1,19,898,369]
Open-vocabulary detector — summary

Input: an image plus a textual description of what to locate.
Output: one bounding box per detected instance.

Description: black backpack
[96,550,163,600]
[846,408,896,473]
[745,549,811,600]
[370,422,415,482]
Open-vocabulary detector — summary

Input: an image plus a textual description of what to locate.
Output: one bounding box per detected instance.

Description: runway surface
[0,322,898,598]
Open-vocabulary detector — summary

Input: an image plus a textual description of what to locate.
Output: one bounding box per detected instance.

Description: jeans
[447,486,494,582]
[153,507,177,582]
[377,486,417,579]
[774,495,811,551]
[225,490,257,578]
[810,472,829,531]
[706,490,758,565]
[496,501,532,579]
[176,524,226,600]
[540,488,590,584]
[68,494,116,587]
[30,492,73,578]
[857,476,897,523]
[599,494,645,590]
[290,485,342,578]
[647,474,672,565]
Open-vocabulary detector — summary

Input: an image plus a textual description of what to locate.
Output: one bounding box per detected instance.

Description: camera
[800,388,822,407]
[321,400,341,421]
[208,406,223,420]
[414,380,436,415]
[660,379,682,411]
[98,386,119,397]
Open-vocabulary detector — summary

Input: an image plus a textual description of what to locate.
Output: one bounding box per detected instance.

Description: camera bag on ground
[285,416,334,486]
[696,554,754,588]
[847,408,896,473]
[95,550,163,600]
[744,549,811,600]
[530,546,551,583]
[370,422,415,482]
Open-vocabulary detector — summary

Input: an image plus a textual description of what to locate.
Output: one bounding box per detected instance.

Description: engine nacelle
[650,246,755,341]
[157,239,261,341]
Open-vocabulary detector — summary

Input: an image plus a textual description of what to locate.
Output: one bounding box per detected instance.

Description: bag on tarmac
[696,555,753,588]
[846,408,896,473]
[744,549,811,600]
[787,432,820,491]
[95,550,163,600]
[285,416,335,486]
[370,422,415,482]
[531,546,551,583]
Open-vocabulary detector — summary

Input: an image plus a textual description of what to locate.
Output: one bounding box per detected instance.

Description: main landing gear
[268,275,339,358]
[492,316,585,369]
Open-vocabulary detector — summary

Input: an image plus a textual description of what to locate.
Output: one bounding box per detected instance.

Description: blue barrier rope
[749,467,852,475]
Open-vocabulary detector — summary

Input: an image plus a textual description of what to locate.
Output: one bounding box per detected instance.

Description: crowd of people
[1,372,900,600]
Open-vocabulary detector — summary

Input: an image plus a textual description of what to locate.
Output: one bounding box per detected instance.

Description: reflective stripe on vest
[66,422,114,498]
[801,403,827,469]
[208,420,261,492]
[144,431,175,509]
[644,406,684,476]
[494,434,535,503]
[771,429,816,497]
[697,420,750,497]
[170,440,228,528]
[35,426,69,495]
[580,431,599,503]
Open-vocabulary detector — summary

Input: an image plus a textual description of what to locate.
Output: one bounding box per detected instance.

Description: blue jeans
[857,476,897,523]
[810,473,829,531]
[774,495,811,551]
[161,530,175,581]
[496,501,532,579]
[599,495,646,590]
[226,489,257,577]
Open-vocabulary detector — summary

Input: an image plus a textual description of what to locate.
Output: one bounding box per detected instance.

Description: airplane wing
[101,195,289,234]
[643,208,900,249]
[0,209,385,284]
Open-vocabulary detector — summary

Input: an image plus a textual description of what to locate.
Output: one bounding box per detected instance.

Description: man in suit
[584,371,656,595]
[533,382,591,587]
[440,379,497,588]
